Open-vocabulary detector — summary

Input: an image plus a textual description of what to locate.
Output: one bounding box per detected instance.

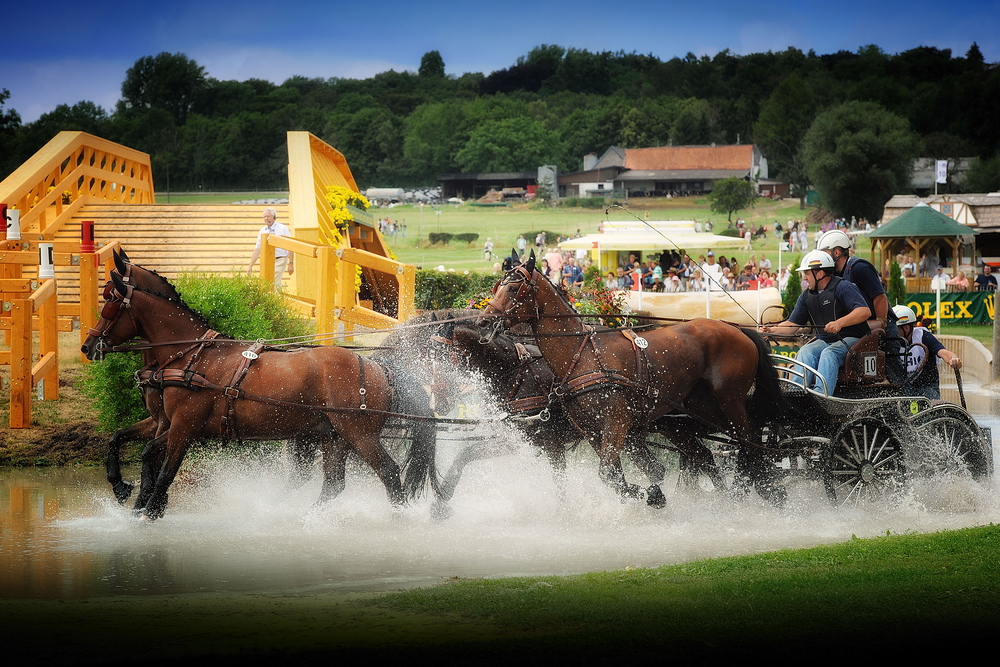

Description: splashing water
[3,370,999,600]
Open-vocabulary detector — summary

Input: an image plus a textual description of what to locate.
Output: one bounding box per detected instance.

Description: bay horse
[424,314,672,505]
[98,250,339,513]
[82,272,414,520]
[479,251,786,504]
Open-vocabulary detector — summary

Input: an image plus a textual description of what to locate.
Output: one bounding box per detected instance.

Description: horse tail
[741,327,788,429]
[400,419,441,501]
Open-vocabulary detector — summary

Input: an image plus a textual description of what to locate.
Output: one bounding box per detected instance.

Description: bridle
[483,265,539,340]
[87,280,136,345]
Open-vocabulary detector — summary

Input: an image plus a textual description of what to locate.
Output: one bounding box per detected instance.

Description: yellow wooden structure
[0,130,415,426]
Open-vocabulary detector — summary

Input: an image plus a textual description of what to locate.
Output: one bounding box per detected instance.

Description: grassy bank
[4,524,998,663]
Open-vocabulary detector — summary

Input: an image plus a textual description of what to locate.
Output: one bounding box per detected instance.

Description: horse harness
[491,265,660,426]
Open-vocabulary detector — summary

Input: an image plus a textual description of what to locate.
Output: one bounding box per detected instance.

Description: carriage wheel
[824,418,906,506]
[909,407,992,480]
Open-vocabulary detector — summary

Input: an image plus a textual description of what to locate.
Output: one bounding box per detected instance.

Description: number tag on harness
[633,336,648,349]
[242,350,259,360]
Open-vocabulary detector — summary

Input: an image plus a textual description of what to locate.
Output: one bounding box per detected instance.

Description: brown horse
[82,272,408,520]
[479,251,786,504]
[99,250,335,513]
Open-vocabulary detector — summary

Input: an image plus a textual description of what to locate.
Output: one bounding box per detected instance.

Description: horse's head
[113,248,183,300]
[478,250,540,337]
[81,272,140,360]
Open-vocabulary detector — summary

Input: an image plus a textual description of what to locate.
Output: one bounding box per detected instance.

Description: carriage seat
[838,320,886,385]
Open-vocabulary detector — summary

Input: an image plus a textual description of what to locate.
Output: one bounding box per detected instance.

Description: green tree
[888,261,906,307]
[418,51,446,78]
[803,101,920,224]
[455,117,564,172]
[753,74,817,209]
[708,177,756,222]
[962,155,1000,193]
[119,52,208,125]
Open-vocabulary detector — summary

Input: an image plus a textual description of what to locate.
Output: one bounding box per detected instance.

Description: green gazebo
[867,203,977,270]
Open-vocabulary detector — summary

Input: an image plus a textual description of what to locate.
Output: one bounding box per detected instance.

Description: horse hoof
[646,485,666,509]
[113,481,134,504]
[619,483,643,502]
[430,499,454,522]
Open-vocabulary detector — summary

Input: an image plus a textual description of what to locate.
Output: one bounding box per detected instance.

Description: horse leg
[717,398,786,507]
[330,424,405,507]
[106,417,157,503]
[595,418,641,500]
[317,437,349,504]
[140,429,194,521]
[132,432,168,514]
[439,438,519,501]
[624,435,666,508]
[536,428,568,500]
[285,435,320,491]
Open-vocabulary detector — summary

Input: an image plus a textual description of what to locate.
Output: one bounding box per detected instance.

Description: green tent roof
[868,203,977,238]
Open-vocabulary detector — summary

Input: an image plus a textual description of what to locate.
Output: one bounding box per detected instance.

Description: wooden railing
[0,278,58,427]
[0,131,153,241]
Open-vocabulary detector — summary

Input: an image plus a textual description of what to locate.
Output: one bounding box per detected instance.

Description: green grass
[156,190,288,204]
[940,323,995,345]
[382,197,808,272]
[5,525,998,661]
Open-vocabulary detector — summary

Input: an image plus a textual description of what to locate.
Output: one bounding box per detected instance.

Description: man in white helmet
[817,229,903,382]
[763,250,871,395]
[893,305,962,399]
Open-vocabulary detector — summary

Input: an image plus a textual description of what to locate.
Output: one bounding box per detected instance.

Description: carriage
[86,250,993,518]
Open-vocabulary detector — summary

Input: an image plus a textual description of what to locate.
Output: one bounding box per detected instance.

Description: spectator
[975,264,998,291]
[930,266,951,292]
[947,271,970,292]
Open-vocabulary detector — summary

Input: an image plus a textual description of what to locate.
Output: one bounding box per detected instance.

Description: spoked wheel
[908,407,993,480]
[824,418,906,506]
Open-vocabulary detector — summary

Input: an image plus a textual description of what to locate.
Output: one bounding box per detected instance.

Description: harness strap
[221,342,265,442]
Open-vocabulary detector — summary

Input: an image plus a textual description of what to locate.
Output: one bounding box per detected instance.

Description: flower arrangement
[324,185,370,227]
[567,285,631,328]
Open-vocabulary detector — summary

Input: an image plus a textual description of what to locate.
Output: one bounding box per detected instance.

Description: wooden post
[261,235,276,288]
[316,246,336,341]
[9,298,31,427]
[35,279,59,400]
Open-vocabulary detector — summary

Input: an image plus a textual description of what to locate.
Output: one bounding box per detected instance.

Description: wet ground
[3,385,998,601]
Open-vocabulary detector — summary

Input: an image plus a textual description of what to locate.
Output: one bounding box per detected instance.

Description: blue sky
[2,0,997,123]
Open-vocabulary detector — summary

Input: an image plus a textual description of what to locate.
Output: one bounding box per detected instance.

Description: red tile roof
[624,145,754,171]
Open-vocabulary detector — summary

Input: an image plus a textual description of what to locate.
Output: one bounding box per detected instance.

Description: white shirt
[930,271,950,291]
[255,222,291,258]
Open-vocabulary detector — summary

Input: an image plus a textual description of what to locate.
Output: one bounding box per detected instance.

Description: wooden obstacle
[0,130,416,426]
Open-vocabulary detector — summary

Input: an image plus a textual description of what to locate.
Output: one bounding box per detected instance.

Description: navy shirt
[789,279,870,342]
[839,256,885,317]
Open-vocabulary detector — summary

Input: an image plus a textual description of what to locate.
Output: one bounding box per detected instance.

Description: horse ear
[525,251,537,273]
[511,248,520,262]
[110,272,128,298]
[113,249,129,275]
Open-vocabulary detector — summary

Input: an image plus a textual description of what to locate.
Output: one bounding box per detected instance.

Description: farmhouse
[559,144,768,198]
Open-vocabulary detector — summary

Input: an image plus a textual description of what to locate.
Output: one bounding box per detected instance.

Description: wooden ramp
[55,204,285,302]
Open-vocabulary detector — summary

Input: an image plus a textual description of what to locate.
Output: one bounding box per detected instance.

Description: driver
[763,250,871,395]
[893,305,962,400]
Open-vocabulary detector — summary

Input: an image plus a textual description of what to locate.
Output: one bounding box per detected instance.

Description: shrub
[428,232,454,245]
[415,269,499,311]
[453,232,480,245]
[81,274,310,432]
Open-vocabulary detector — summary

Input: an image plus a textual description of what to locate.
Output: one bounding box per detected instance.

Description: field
[381,196,808,272]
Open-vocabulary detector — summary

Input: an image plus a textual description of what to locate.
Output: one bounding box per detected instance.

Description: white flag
[936,160,948,184]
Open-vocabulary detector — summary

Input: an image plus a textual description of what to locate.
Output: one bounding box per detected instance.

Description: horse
[479,251,787,504]
[82,272,419,520]
[414,314,667,504]
[98,250,338,513]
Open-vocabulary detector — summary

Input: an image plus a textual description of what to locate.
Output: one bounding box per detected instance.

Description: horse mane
[129,283,217,332]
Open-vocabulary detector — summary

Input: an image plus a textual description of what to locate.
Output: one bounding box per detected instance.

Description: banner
[936,160,948,184]
[904,292,995,324]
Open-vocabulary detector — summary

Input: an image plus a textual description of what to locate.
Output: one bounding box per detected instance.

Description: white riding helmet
[817,229,852,251]
[892,305,918,326]
[797,249,836,273]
